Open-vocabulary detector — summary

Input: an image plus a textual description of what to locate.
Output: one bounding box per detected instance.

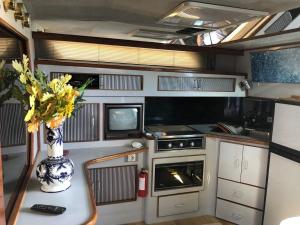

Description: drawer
[158,192,199,217]
[216,199,263,225]
[217,179,265,209]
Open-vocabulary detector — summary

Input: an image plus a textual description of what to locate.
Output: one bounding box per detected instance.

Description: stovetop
[145,125,204,139]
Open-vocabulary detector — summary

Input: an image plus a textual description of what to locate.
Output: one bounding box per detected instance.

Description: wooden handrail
[83,147,148,225]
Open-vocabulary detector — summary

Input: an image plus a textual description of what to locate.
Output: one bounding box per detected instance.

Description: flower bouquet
[11,55,91,192]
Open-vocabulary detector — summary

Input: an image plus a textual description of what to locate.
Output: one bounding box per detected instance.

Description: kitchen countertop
[207,132,269,147]
[16,146,140,225]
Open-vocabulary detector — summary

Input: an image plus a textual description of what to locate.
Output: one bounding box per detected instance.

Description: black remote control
[31,204,66,215]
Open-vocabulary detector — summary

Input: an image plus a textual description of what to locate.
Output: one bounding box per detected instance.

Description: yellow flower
[25,106,35,122]
[46,115,65,129]
[65,103,74,118]
[42,102,53,116]
[19,73,28,84]
[29,95,35,108]
[41,92,54,102]
[28,117,40,133]
[12,60,23,73]
[61,74,72,84]
[48,79,59,92]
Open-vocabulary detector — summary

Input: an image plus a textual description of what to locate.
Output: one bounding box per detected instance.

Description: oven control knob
[190,142,195,147]
[168,143,172,148]
[179,142,184,147]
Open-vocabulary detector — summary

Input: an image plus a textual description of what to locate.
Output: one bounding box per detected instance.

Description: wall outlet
[126,154,137,162]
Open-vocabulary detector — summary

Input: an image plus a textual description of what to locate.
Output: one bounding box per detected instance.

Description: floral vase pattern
[36,124,74,193]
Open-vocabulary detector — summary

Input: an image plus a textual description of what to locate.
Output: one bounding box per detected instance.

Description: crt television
[104,103,143,140]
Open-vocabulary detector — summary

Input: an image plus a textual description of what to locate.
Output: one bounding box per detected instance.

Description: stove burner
[145,125,205,151]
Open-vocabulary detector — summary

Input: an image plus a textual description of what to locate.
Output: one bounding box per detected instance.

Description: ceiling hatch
[130,29,189,41]
[159,1,269,29]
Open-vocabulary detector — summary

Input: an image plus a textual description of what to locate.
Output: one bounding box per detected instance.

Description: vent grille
[88,165,137,205]
[265,11,292,33]
[63,103,100,143]
[158,76,235,92]
[0,104,26,147]
[99,74,143,90]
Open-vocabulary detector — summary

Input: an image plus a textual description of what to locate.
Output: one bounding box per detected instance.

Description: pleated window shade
[88,165,137,205]
[36,39,205,69]
[0,104,26,147]
[0,38,22,60]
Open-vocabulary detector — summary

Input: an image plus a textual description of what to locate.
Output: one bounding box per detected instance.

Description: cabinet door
[218,142,243,182]
[241,146,268,188]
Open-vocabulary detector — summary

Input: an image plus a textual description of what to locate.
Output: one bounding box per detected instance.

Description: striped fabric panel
[0,104,26,147]
[99,74,143,90]
[63,103,100,143]
[158,76,235,92]
[88,165,137,205]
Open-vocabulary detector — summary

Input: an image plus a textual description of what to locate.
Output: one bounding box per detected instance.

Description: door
[218,142,243,182]
[241,146,268,188]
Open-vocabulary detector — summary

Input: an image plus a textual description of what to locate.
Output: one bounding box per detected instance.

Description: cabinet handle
[242,160,249,170]
[231,213,243,221]
[234,159,240,169]
[174,203,185,208]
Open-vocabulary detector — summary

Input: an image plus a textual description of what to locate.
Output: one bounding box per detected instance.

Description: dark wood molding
[0,18,34,225]
[244,41,300,52]
[83,147,148,225]
[35,59,247,77]
[32,31,243,56]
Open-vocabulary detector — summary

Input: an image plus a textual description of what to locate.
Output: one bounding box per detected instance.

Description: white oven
[152,155,205,196]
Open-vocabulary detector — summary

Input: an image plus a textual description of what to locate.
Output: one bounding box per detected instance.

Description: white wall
[236,51,300,99]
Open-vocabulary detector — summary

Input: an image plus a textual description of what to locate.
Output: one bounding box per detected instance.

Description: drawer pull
[174,203,185,208]
[232,190,243,199]
[231,213,243,221]
[242,160,249,171]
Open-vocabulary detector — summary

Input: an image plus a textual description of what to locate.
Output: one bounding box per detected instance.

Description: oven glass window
[155,161,203,191]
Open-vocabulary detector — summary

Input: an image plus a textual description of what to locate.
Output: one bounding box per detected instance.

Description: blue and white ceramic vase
[36,124,74,193]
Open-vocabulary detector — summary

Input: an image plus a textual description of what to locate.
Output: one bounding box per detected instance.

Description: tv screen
[104,103,143,140]
[109,108,138,131]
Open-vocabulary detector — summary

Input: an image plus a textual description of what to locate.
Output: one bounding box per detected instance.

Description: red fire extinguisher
[138,168,148,197]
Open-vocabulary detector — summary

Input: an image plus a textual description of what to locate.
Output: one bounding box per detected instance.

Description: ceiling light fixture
[14,3,25,21]
[3,0,16,11]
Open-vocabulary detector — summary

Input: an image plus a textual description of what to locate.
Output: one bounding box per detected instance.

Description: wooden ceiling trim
[32,32,244,56]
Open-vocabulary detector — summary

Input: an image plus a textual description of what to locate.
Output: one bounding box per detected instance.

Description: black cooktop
[145,125,203,138]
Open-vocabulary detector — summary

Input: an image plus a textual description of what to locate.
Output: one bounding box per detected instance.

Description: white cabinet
[217,141,268,225]
[217,179,265,210]
[241,145,269,187]
[218,142,243,182]
[218,142,268,188]
[216,199,263,225]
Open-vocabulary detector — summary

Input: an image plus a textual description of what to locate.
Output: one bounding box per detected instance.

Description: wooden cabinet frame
[0,18,36,225]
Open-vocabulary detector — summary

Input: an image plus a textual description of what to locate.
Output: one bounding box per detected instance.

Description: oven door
[152,155,205,196]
